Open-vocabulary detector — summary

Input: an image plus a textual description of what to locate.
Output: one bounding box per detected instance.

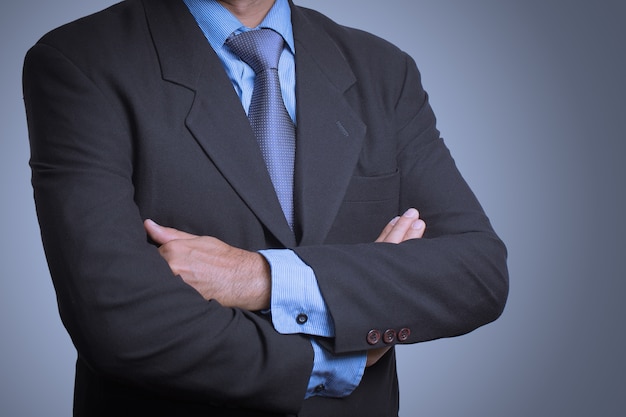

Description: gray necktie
[226,29,295,230]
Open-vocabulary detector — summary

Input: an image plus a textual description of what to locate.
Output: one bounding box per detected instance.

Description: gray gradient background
[2,0,624,416]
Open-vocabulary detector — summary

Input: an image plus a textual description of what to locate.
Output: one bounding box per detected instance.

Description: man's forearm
[145,219,272,310]
[144,209,425,311]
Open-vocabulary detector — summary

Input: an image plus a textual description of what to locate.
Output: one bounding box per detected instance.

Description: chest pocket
[326,170,401,244]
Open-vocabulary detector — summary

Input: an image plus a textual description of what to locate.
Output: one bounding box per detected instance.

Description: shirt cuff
[260,249,335,337]
[305,339,366,398]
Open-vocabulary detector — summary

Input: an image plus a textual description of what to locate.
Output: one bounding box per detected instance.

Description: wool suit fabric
[23,0,509,415]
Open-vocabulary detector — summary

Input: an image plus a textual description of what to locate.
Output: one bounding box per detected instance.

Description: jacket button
[398,327,411,342]
[296,314,308,325]
[367,329,381,345]
[383,329,396,344]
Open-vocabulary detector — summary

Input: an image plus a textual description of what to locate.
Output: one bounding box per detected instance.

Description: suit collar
[143,0,205,90]
[144,0,366,247]
[290,3,357,94]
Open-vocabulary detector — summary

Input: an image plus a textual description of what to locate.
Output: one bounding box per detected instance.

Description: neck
[218,0,276,28]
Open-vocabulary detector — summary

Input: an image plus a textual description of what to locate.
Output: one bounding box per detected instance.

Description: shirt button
[383,329,396,344]
[296,313,308,325]
[366,329,381,345]
[314,384,325,393]
[398,327,411,342]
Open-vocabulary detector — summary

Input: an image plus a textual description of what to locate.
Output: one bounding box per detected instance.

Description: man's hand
[367,208,426,367]
[375,208,425,244]
[144,219,271,311]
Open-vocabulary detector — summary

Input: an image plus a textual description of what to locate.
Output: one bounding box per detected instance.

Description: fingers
[375,208,425,244]
[402,213,425,241]
[144,219,197,245]
[375,218,398,243]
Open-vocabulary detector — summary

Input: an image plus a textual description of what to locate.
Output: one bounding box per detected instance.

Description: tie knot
[226,28,284,74]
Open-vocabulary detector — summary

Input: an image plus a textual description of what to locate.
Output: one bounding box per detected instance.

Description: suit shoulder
[295,6,407,61]
[26,0,155,78]
[34,0,142,52]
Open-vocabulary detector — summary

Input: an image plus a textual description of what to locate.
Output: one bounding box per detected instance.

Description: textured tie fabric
[226,29,296,230]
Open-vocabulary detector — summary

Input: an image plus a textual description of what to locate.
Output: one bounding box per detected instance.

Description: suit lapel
[143,0,366,247]
[144,0,296,247]
[290,6,367,246]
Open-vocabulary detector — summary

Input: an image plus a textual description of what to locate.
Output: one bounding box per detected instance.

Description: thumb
[144,219,196,245]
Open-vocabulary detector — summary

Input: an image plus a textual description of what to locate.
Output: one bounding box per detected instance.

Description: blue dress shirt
[183,0,365,398]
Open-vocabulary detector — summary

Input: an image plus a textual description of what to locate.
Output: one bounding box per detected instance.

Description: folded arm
[143,208,425,312]
[143,207,426,371]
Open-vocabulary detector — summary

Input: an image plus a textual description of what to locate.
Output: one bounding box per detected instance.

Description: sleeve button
[367,329,381,345]
[314,384,325,393]
[383,329,396,344]
[296,313,308,324]
[397,327,411,342]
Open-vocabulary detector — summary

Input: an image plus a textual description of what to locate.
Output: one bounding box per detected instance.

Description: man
[22,0,508,416]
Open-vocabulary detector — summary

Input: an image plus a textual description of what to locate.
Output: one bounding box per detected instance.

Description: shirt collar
[183,0,294,53]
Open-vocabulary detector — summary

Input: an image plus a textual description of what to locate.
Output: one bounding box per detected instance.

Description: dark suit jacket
[23,0,508,416]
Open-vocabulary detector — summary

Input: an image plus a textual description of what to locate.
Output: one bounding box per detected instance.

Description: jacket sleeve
[23,41,313,414]
[293,52,509,354]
